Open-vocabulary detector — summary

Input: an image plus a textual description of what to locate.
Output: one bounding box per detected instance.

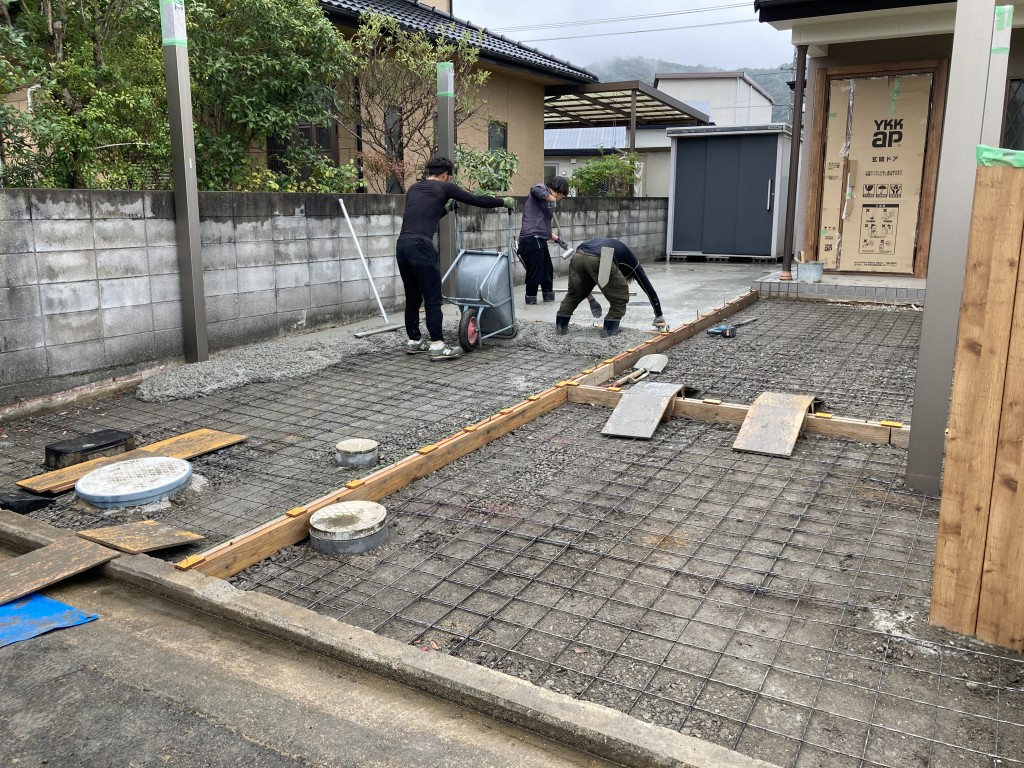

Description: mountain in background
[586,57,793,123]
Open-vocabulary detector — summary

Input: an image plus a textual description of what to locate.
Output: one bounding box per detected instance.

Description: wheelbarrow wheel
[459,307,482,352]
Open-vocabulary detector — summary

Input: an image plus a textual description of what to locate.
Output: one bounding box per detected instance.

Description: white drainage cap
[334,438,379,469]
[76,457,193,509]
[309,500,388,555]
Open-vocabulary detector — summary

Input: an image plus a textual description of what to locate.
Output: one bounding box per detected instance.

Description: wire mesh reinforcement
[237,407,1022,768]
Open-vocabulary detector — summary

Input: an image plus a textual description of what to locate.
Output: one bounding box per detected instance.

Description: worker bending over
[555,238,666,337]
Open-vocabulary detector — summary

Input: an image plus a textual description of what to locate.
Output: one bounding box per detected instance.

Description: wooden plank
[733,392,816,457]
[185,388,569,579]
[975,226,1024,651]
[18,428,247,494]
[931,164,1024,637]
[602,382,684,439]
[573,388,898,444]
[77,520,204,554]
[0,538,118,605]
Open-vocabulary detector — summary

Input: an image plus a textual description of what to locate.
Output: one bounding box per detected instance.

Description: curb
[0,510,775,768]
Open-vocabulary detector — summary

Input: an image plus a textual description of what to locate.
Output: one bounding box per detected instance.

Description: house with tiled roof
[317,0,597,194]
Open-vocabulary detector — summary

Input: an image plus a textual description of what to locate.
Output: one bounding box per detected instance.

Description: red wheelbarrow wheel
[459,307,482,352]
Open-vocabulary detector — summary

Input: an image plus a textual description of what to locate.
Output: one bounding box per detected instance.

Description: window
[267,120,338,177]
[385,105,404,194]
[544,164,559,184]
[488,120,507,151]
[1003,80,1024,150]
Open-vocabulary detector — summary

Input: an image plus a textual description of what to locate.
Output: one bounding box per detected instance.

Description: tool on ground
[607,353,668,388]
[340,198,400,336]
[602,381,685,439]
[707,317,758,338]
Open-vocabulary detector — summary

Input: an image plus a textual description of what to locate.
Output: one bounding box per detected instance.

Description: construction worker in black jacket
[555,238,666,336]
[397,156,514,360]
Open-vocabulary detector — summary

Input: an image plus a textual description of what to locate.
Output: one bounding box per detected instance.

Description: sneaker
[405,339,430,354]
[428,343,463,361]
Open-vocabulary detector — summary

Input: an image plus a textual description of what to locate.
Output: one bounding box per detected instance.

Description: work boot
[525,295,538,305]
[555,314,570,336]
[600,318,621,337]
[542,291,556,302]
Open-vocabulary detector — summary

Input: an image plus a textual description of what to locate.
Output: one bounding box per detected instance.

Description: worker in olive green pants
[555,238,665,337]
[556,249,630,337]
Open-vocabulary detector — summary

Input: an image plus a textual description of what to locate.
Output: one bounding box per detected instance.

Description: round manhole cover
[309,501,389,556]
[75,457,193,509]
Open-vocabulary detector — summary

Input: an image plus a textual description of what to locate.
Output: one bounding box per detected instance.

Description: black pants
[518,236,553,297]
[396,238,444,342]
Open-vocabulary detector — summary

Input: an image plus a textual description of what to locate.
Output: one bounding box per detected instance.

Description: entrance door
[672,134,778,256]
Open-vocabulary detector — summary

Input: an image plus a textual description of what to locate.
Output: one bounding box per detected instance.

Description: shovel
[607,353,668,388]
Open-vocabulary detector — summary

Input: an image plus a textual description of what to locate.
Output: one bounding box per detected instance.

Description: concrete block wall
[0,189,667,406]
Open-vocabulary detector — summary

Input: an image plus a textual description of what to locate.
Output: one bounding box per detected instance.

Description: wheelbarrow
[441,208,518,352]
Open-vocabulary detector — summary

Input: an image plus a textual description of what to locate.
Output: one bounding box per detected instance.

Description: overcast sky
[453,0,795,72]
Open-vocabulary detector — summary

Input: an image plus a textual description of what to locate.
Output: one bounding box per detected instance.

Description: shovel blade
[635,353,668,374]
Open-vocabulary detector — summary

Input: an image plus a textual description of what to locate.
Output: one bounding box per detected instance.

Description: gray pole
[905,1,1006,493]
[436,63,456,288]
[160,0,208,363]
[780,44,807,282]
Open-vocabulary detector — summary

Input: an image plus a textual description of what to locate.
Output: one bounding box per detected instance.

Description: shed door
[673,134,778,256]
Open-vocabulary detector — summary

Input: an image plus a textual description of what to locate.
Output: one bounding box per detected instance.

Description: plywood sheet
[0,538,118,606]
[733,392,816,457]
[602,382,685,439]
[18,429,246,494]
[77,520,204,554]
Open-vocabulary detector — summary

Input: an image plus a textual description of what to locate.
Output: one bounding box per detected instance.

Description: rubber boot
[600,318,621,337]
[525,295,538,305]
[555,314,570,336]
[542,291,556,302]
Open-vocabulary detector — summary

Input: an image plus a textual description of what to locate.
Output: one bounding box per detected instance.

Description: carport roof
[753,0,949,23]
[543,81,712,129]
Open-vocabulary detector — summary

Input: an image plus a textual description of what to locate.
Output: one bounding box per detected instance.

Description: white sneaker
[405,339,430,354]
[428,344,463,361]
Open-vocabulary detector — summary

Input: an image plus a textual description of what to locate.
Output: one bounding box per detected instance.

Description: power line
[490,4,750,34]
[520,17,756,44]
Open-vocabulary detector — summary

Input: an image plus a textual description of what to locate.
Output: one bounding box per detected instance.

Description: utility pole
[160,0,208,363]
[436,63,456,290]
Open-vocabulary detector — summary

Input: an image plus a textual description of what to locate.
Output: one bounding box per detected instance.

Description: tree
[340,12,489,193]
[569,150,640,197]
[453,146,517,195]
[1,0,359,191]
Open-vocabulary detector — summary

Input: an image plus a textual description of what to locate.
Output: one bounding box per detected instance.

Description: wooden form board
[77,520,204,554]
[602,382,684,439]
[0,537,118,605]
[17,428,247,494]
[568,386,901,445]
[932,165,1024,650]
[733,393,817,458]
[181,387,568,579]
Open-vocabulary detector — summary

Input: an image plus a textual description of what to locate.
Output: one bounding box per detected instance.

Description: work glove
[653,314,667,329]
[502,196,515,210]
[554,236,569,250]
[588,296,603,318]
[546,199,557,210]
[445,199,458,213]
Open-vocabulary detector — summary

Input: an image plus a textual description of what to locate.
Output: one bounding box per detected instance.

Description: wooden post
[930,164,1024,649]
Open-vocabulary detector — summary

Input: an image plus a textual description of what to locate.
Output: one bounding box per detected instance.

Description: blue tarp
[0,593,98,648]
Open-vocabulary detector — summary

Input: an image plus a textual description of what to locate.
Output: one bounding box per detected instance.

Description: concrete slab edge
[0,510,776,768]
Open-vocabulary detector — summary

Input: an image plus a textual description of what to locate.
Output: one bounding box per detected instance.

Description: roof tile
[320,0,596,83]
